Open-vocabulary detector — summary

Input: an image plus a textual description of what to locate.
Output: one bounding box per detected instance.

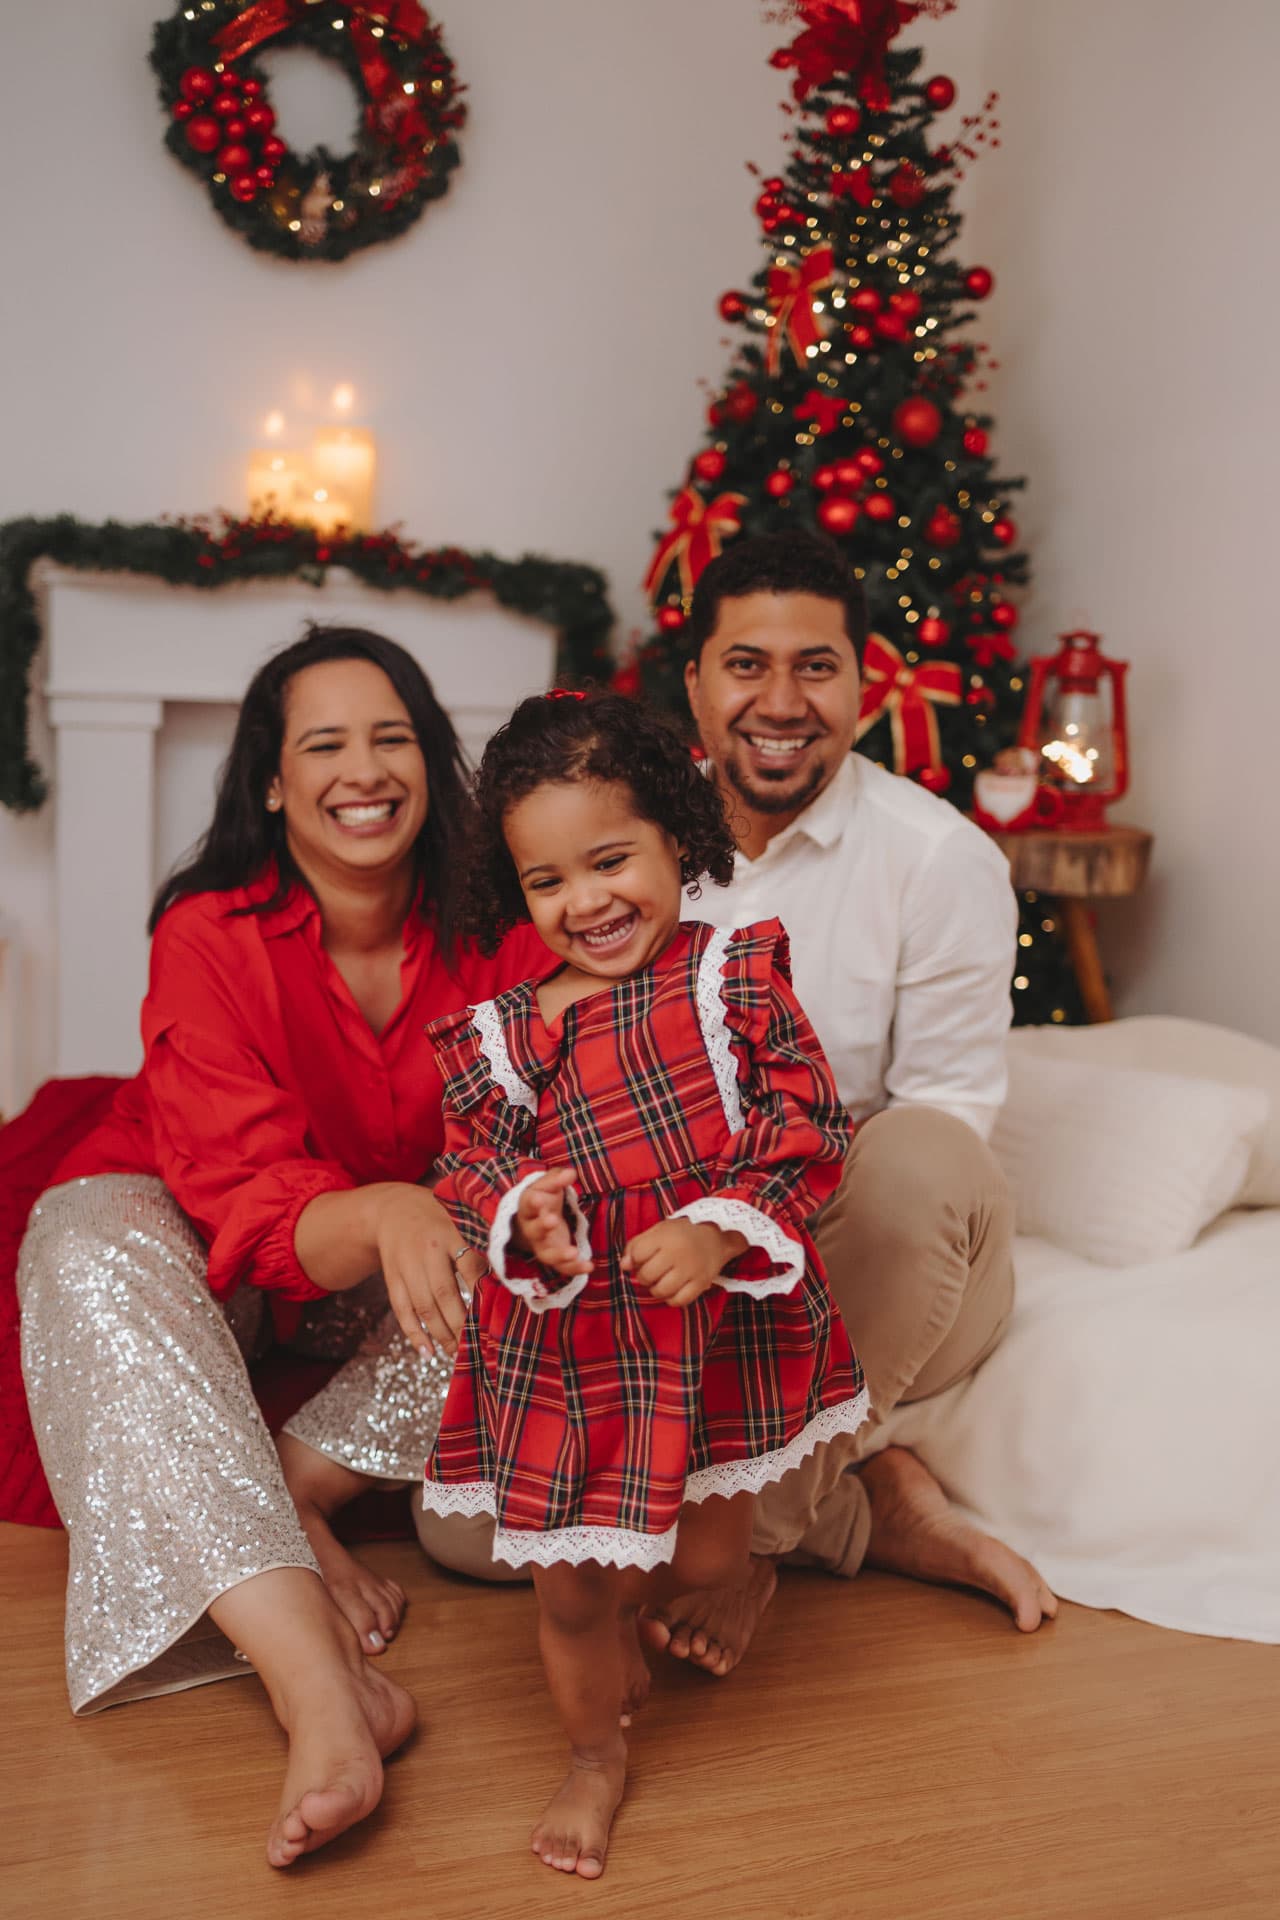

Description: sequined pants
[17,1175,452,1715]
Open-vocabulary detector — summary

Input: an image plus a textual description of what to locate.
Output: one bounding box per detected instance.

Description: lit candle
[311,426,377,531]
[295,486,351,534]
[246,447,308,517]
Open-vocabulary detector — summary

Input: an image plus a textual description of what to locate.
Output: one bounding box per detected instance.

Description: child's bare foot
[639,1554,778,1676]
[619,1611,650,1727]
[530,1742,627,1879]
[267,1658,417,1868]
[277,1433,407,1655]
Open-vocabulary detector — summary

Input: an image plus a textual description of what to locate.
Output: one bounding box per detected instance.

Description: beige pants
[415,1106,1014,1583]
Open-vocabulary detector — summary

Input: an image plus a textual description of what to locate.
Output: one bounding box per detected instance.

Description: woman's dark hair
[687,529,868,662]
[149,624,472,952]
[463,691,737,953]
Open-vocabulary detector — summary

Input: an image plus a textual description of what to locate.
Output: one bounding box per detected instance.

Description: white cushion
[991,1051,1268,1265]
[1010,1016,1280,1207]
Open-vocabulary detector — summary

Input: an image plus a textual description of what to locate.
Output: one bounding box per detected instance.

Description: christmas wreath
[150,1,465,262]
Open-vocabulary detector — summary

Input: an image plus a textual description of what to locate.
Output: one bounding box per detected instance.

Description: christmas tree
[635,0,1082,1025]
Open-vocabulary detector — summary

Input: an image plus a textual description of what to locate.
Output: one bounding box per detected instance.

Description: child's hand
[515,1169,591,1279]
[622,1219,749,1308]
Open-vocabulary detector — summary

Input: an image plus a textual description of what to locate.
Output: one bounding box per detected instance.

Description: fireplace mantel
[40,565,557,1075]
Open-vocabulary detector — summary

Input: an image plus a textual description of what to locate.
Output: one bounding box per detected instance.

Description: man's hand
[514,1169,591,1280]
[622,1218,749,1308]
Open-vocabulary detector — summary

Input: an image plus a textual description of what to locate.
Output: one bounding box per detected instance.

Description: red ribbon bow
[765,246,834,377]
[643,488,745,603]
[773,0,915,100]
[830,164,875,205]
[856,631,962,774]
[794,388,846,435]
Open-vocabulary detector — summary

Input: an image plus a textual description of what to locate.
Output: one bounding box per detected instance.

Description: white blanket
[879,1208,1280,1643]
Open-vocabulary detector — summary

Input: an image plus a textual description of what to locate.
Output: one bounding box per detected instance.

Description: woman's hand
[623,1219,749,1309]
[514,1169,592,1280]
[372,1184,483,1357]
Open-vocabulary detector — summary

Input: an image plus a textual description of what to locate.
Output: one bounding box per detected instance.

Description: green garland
[0,513,616,814]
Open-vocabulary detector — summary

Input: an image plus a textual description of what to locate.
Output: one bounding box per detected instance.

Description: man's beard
[722,746,828,817]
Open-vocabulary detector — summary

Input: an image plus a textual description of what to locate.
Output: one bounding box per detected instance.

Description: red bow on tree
[855,632,962,774]
[968,630,1018,669]
[830,164,875,206]
[795,389,846,435]
[643,488,746,603]
[765,247,834,376]
[770,0,954,100]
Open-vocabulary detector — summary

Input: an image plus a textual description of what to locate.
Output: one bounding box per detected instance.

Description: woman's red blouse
[54,875,549,1304]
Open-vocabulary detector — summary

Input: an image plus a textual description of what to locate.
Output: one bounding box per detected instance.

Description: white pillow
[1010,1017,1280,1208]
[992,1050,1268,1265]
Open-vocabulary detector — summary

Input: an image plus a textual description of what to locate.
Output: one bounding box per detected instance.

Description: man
[642,529,1056,1676]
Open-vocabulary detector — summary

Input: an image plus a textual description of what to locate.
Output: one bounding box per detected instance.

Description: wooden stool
[986,825,1154,1024]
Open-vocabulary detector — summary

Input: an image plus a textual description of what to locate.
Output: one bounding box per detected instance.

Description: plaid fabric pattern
[424,920,864,1551]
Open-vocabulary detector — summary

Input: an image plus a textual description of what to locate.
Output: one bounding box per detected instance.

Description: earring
[266,796,282,812]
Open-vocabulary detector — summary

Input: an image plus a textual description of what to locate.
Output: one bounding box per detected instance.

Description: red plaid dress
[420,919,867,1571]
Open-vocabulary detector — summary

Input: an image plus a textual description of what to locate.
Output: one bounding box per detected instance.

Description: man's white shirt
[686,753,1017,1141]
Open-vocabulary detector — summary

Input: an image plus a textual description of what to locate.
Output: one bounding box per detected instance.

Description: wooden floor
[1,1527,1276,1920]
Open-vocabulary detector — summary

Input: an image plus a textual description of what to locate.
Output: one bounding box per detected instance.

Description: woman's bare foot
[530,1742,627,1879]
[276,1433,406,1655]
[862,1445,1058,1631]
[267,1658,417,1868]
[619,1611,650,1726]
[639,1555,778,1677]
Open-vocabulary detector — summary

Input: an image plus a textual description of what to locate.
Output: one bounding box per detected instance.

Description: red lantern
[1017,631,1130,831]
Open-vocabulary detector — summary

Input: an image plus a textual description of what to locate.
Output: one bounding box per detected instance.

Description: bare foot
[530,1743,626,1879]
[619,1611,650,1727]
[266,1659,417,1868]
[639,1555,778,1677]
[861,1445,1058,1632]
[299,1500,407,1657]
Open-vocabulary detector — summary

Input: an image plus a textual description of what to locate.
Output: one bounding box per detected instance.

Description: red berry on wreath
[965,266,995,299]
[962,426,989,456]
[925,506,963,547]
[241,79,263,100]
[229,174,258,204]
[892,397,943,448]
[764,468,795,499]
[990,601,1019,630]
[925,75,957,110]
[917,765,952,793]
[850,287,881,314]
[812,464,839,493]
[261,135,287,165]
[990,516,1017,546]
[211,91,241,118]
[826,104,861,135]
[863,491,896,523]
[656,606,686,633]
[245,104,276,136]
[693,448,727,483]
[185,115,221,155]
[179,66,216,103]
[918,617,950,647]
[217,143,253,176]
[889,164,927,209]
[833,458,863,490]
[718,290,748,322]
[854,448,884,477]
[817,495,861,535]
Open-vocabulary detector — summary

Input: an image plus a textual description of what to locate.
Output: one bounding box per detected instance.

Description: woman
[17,626,547,1867]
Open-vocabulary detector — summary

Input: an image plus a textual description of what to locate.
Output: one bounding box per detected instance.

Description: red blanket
[0,1081,408,1540]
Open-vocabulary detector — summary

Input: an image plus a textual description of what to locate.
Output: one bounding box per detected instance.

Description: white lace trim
[695,927,744,1133]
[470,998,536,1115]
[489,1171,591,1315]
[418,1388,869,1571]
[670,1195,805,1297]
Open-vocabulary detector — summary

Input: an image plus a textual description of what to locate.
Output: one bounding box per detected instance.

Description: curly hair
[687,529,867,663]
[463,691,737,952]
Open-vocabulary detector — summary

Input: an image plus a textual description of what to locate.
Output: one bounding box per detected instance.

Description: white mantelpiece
[40,566,557,1077]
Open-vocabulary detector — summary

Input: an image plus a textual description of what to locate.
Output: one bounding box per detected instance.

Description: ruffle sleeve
[426,998,589,1314]
[672,919,853,1298]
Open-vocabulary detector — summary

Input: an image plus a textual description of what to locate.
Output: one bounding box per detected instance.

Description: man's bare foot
[530,1743,626,1879]
[299,1501,407,1657]
[619,1611,650,1727]
[266,1659,417,1868]
[638,1555,778,1677]
[862,1445,1058,1632]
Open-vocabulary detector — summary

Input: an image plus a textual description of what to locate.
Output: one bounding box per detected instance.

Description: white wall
[1,0,1276,1106]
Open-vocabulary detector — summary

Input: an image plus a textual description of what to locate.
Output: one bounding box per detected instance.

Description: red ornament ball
[764,468,795,499]
[216,143,253,176]
[826,104,861,136]
[172,100,193,122]
[918,617,950,648]
[185,115,221,156]
[892,396,943,448]
[241,79,263,100]
[875,310,909,342]
[723,383,758,423]
[917,765,953,793]
[990,516,1018,546]
[833,458,863,490]
[854,448,884,477]
[261,136,287,165]
[847,324,876,351]
[692,448,727,483]
[812,464,839,493]
[179,66,217,103]
[718,290,749,323]
[990,601,1019,630]
[863,491,897,523]
[223,116,248,139]
[962,426,989,456]
[211,90,241,119]
[925,506,963,548]
[754,192,779,220]
[245,104,276,136]
[964,266,995,300]
[763,176,784,193]
[889,164,927,210]
[817,495,861,535]
[849,287,881,315]
[254,166,276,189]
[888,289,922,321]
[862,78,892,114]
[229,174,259,204]
[656,606,686,633]
[924,74,957,110]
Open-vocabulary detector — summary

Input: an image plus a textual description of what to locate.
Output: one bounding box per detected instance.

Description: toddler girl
[421,691,867,1878]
